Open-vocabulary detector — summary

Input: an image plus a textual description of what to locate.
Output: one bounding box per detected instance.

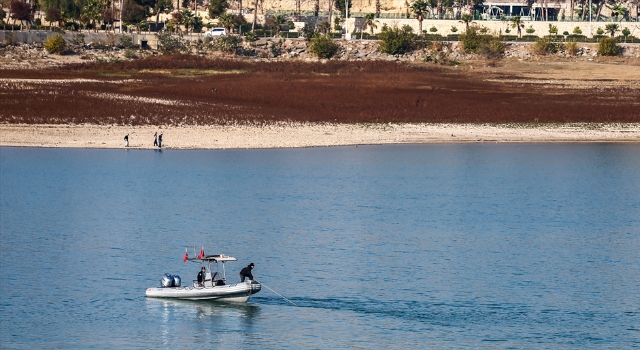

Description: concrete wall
[345,18,640,37]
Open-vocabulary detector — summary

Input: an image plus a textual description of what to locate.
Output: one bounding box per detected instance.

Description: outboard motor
[161,273,173,288]
[172,275,181,287]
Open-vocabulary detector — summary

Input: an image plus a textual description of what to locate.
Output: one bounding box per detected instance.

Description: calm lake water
[1,144,639,349]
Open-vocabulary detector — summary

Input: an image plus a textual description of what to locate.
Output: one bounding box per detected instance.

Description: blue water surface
[1,144,639,349]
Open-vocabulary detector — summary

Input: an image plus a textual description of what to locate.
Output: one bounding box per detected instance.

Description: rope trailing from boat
[255,280,298,307]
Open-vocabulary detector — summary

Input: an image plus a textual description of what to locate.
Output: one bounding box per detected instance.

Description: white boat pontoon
[146,253,261,302]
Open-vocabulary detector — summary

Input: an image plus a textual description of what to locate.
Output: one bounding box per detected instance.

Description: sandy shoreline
[1,123,639,149]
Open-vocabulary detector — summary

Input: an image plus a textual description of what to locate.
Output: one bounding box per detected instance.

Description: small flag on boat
[197,247,204,259]
[183,249,188,262]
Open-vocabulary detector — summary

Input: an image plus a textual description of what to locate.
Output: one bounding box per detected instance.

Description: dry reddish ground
[2,55,639,125]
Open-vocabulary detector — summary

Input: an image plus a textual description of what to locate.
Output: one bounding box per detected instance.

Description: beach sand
[1,123,638,149]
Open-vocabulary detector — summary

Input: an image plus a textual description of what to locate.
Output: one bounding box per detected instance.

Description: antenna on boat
[255,280,298,307]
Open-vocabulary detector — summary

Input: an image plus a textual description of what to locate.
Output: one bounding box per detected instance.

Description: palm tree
[273,14,286,37]
[605,23,619,37]
[218,13,235,33]
[154,0,173,24]
[459,13,474,30]
[410,0,429,34]
[82,0,103,32]
[510,15,524,38]
[607,3,628,21]
[252,0,260,31]
[316,20,330,35]
[180,8,194,34]
[361,12,377,38]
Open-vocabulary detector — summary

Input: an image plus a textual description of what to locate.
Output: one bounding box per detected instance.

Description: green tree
[606,3,627,21]
[192,16,203,32]
[251,0,260,31]
[316,20,330,35]
[604,23,619,37]
[154,0,173,23]
[378,24,417,55]
[410,0,429,34]
[45,7,62,27]
[10,0,33,27]
[272,14,286,36]
[208,0,229,19]
[333,0,352,18]
[218,12,235,33]
[122,3,147,26]
[363,13,377,37]
[57,0,85,23]
[82,0,103,32]
[309,33,339,58]
[621,27,630,41]
[459,13,474,30]
[510,15,524,38]
[180,8,194,34]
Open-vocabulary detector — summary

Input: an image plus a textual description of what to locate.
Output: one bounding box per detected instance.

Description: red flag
[197,247,204,259]
[183,249,188,262]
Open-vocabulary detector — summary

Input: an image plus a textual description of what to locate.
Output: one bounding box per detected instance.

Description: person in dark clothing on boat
[197,267,206,286]
[239,263,255,282]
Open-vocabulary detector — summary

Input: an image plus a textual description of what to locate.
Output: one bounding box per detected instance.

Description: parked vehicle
[205,27,227,37]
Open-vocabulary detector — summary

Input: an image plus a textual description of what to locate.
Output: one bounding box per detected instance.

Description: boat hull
[146,280,261,302]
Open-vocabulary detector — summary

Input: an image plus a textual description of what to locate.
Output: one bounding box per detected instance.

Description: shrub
[43,34,66,54]
[244,31,257,44]
[124,48,138,59]
[450,26,458,33]
[525,26,535,34]
[425,41,457,65]
[378,24,417,55]
[429,26,437,33]
[521,35,539,41]
[562,31,569,36]
[597,37,620,56]
[596,28,604,35]
[573,26,582,35]
[155,32,187,54]
[119,35,136,49]
[459,28,504,58]
[566,34,586,41]
[301,24,316,41]
[309,34,339,58]
[477,37,505,58]
[530,37,560,55]
[565,40,579,56]
[209,35,243,53]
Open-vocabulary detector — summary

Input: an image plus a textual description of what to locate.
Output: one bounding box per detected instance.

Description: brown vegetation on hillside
[1,55,639,125]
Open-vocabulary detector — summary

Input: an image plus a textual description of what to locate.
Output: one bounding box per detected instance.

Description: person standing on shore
[124,134,129,147]
[158,133,163,148]
[239,263,255,282]
[153,132,158,147]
